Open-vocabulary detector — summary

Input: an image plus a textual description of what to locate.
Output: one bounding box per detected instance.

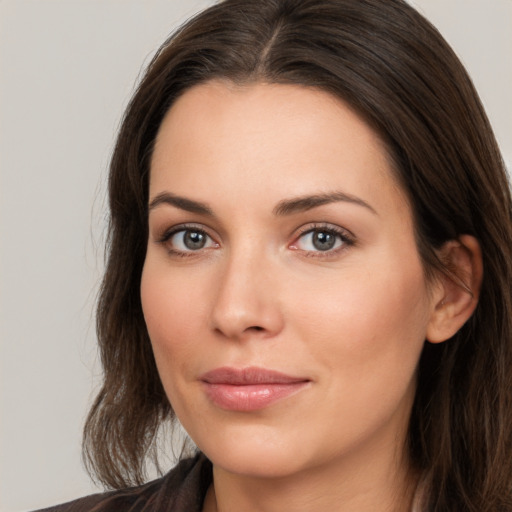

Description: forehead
[150,80,408,217]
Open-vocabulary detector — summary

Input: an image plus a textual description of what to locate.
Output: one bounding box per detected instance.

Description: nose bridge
[210,241,283,339]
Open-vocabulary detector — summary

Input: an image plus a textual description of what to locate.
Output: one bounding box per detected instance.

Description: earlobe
[426,235,483,344]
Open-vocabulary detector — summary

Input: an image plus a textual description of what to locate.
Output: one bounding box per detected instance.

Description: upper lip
[200,366,309,385]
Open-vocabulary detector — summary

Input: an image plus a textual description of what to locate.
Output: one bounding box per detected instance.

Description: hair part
[83,1,512,509]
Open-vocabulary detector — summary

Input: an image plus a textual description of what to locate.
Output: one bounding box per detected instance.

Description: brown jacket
[34,454,212,512]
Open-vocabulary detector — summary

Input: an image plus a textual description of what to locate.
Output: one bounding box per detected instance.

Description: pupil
[313,231,335,251]
[184,231,205,250]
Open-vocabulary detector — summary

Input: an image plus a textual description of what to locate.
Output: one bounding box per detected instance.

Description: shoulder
[33,453,212,512]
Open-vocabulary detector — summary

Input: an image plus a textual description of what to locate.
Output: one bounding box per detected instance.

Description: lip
[200,366,310,411]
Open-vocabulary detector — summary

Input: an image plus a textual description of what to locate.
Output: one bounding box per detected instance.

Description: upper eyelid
[293,222,355,239]
[158,223,214,240]
[154,221,355,247]
[290,223,356,252]
[157,225,219,255]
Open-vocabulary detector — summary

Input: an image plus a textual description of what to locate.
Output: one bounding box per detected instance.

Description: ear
[426,235,483,344]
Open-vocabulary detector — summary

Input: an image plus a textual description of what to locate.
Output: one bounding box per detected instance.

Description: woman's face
[141,81,439,479]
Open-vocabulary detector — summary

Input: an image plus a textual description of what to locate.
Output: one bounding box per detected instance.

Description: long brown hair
[83,0,512,509]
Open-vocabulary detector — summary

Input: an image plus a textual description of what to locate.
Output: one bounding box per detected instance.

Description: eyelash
[157,224,218,258]
[291,223,355,258]
[156,223,355,258]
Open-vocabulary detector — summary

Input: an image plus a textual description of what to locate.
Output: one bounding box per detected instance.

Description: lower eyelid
[157,226,221,256]
[295,225,352,244]
[154,223,353,258]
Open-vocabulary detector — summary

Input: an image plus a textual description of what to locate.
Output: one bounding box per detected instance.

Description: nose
[210,248,284,340]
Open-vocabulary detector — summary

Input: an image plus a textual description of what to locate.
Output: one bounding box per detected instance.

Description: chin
[207,445,304,479]
[192,423,311,478]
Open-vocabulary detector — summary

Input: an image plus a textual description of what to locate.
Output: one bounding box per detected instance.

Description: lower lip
[202,382,309,411]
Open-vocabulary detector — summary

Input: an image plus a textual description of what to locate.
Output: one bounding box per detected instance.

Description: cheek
[290,259,431,377]
[140,260,210,373]
[286,264,430,441]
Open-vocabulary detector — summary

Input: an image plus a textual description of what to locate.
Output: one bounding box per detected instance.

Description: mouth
[200,366,311,412]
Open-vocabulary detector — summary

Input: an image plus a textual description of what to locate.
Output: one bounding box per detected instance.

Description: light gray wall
[1,1,510,511]
[0,2,215,511]
[410,0,512,169]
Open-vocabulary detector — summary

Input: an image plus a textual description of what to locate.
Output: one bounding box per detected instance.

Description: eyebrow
[273,191,377,216]
[147,190,377,217]
[148,192,214,216]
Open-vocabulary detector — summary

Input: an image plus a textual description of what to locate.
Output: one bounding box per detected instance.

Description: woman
[38,0,512,510]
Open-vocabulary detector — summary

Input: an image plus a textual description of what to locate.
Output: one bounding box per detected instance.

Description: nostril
[248,326,264,332]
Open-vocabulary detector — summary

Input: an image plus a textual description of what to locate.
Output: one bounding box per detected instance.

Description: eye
[160,227,218,254]
[290,225,354,254]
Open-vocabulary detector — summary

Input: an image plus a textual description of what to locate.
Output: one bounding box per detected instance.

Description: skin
[140,80,465,511]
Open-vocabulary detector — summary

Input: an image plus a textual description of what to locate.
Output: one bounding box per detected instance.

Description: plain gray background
[1,1,510,511]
